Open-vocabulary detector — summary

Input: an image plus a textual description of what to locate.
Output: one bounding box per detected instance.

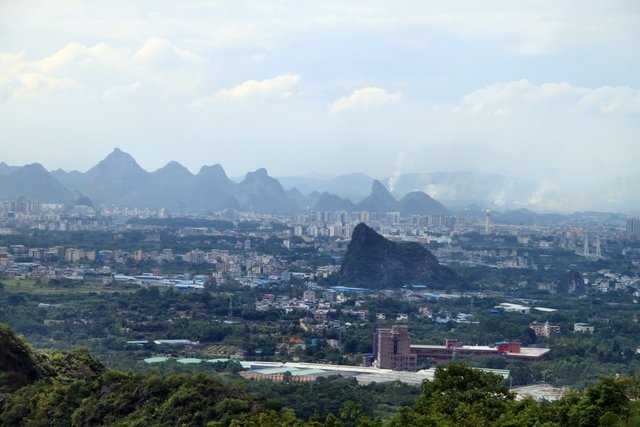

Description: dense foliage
[243,376,419,420]
[2,324,640,426]
[389,363,638,427]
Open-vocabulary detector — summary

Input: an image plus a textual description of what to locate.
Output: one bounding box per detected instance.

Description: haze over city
[1,2,639,190]
[4,3,640,425]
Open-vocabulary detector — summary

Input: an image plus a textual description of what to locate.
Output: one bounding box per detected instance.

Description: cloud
[193,74,300,107]
[216,74,300,99]
[38,42,125,73]
[330,87,402,112]
[102,82,141,99]
[133,37,202,67]
[578,86,640,114]
[0,38,203,101]
[12,73,78,100]
[453,80,640,115]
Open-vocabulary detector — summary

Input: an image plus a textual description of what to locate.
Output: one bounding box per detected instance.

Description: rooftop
[509,347,550,357]
[144,357,169,364]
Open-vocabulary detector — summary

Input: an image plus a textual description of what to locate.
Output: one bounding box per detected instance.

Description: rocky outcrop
[337,223,460,289]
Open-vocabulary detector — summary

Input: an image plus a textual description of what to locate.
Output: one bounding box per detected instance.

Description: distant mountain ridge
[0,162,20,176]
[277,173,375,201]
[314,192,355,212]
[284,171,640,214]
[2,149,638,213]
[50,149,293,212]
[313,179,448,216]
[0,149,449,214]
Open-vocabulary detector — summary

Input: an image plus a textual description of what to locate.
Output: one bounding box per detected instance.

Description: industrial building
[373,327,551,369]
[411,339,550,363]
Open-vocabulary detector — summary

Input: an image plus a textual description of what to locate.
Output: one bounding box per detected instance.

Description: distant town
[1,189,640,400]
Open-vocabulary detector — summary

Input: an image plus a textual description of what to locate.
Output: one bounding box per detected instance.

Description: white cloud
[453,80,640,115]
[102,82,141,99]
[330,87,402,112]
[193,74,300,107]
[38,42,125,73]
[578,86,640,114]
[133,37,202,67]
[0,38,203,101]
[216,74,300,99]
[12,73,78,100]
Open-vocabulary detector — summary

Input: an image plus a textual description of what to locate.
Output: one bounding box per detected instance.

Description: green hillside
[1,323,639,426]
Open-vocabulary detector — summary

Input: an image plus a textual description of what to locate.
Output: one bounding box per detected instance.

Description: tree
[389,362,514,426]
[566,376,631,426]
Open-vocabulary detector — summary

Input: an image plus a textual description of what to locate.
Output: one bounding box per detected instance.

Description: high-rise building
[484,211,491,234]
[307,225,318,237]
[386,211,400,224]
[627,217,640,239]
[373,325,417,370]
[65,248,85,263]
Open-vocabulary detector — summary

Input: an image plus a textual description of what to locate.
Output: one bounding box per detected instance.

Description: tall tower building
[627,217,640,240]
[484,211,491,234]
[583,234,590,257]
[373,325,417,371]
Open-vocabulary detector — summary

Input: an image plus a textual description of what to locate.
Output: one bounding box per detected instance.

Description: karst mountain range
[0,148,638,214]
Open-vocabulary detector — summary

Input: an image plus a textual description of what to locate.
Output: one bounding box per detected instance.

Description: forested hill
[0,324,305,426]
[1,323,640,426]
[338,223,462,289]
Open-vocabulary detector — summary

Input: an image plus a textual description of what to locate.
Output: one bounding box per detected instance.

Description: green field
[0,278,136,295]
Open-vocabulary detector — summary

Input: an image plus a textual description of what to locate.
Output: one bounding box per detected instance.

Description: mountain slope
[0,324,301,426]
[67,148,150,205]
[193,164,239,210]
[0,324,48,384]
[286,187,307,210]
[196,164,236,193]
[236,168,297,213]
[399,191,448,216]
[0,162,19,176]
[0,164,75,204]
[313,192,355,212]
[142,161,198,210]
[355,180,399,212]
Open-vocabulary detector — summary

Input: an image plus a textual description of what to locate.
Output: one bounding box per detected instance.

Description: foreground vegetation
[2,323,640,426]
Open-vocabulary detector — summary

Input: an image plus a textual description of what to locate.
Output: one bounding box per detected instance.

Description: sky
[0,1,638,184]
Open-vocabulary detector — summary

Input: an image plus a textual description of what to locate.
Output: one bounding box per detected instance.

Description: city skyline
[1,1,638,186]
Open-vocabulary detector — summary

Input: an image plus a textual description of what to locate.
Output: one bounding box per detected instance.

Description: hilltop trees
[1,323,640,426]
[389,363,514,426]
[389,361,636,427]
